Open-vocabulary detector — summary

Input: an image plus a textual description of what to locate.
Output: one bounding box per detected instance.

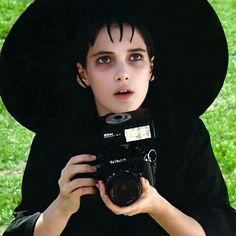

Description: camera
[94,109,158,206]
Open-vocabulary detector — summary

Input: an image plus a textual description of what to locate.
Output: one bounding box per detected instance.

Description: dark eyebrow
[90,51,114,57]
[128,48,147,53]
[90,48,147,58]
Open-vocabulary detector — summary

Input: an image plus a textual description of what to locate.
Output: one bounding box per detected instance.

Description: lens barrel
[107,171,142,206]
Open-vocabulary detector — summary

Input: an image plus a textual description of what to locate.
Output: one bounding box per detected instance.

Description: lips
[114,88,134,95]
[114,88,134,100]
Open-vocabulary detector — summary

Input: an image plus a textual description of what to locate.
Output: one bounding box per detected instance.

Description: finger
[73,186,97,198]
[69,164,97,178]
[97,180,143,216]
[67,154,96,167]
[60,155,96,183]
[97,180,106,194]
[97,181,112,203]
[61,178,97,195]
[61,163,97,183]
[115,203,140,216]
[97,181,125,214]
[140,177,150,190]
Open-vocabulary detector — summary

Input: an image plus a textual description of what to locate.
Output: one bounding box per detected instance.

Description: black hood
[0,0,228,132]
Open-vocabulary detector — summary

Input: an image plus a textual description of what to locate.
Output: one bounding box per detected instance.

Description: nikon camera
[94,109,158,206]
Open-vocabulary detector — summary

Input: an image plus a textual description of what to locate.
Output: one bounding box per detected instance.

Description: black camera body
[94,109,158,206]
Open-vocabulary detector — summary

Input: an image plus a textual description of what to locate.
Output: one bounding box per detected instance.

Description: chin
[113,105,142,114]
[98,103,143,116]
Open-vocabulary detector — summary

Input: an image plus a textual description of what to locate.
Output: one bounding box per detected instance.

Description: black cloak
[0,0,235,235]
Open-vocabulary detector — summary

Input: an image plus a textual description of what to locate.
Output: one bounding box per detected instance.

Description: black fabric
[0,2,234,235]
[2,115,236,236]
[0,0,229,131]
[3,212,40,236]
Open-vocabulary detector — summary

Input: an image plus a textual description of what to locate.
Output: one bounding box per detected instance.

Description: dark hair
[75,20,155,87]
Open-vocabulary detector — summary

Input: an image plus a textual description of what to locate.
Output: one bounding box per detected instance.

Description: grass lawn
[0,0,235,234]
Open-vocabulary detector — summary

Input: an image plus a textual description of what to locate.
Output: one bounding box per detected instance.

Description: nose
[115,60,131,82]
[115,72,130,82]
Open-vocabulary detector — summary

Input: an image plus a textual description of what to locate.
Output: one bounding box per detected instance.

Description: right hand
[57,154,97,215]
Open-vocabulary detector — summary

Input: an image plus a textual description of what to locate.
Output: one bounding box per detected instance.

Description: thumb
[140,177,150,190]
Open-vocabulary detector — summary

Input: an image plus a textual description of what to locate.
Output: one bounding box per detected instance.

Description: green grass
[0,0,235,234]
[0,1,34,233]
[201,0,236,207]
[0,174,22,231]
[0,0,33,47]
[0,105,33,170]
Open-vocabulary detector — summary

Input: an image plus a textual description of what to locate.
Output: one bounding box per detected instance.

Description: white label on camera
[110,158,127,164]
[125,125,151,142]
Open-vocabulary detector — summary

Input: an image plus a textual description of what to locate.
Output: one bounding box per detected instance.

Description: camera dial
[106,113,131,124]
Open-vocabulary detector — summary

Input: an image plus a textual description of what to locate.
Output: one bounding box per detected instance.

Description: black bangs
[76,20,155,67]
[105,22,135,43]
[89,21,135,46]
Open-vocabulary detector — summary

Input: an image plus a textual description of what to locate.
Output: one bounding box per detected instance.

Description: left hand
[96,177,164,216]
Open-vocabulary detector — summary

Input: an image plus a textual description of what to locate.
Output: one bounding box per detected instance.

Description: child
[1,0,235,235]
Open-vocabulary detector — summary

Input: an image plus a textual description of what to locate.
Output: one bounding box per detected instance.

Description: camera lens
[107,171,142,206]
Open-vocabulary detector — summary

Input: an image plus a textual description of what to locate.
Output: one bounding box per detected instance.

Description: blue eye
[130,53,143,61]
[97,56,111,64]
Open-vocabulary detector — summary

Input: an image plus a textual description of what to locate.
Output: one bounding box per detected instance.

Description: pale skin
[34,24,206,236]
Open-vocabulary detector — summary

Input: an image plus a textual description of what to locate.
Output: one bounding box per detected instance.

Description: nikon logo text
[110,158,127,164]
[104,133,114,138]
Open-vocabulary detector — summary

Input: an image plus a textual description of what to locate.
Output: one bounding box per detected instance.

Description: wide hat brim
[0,0,228,132]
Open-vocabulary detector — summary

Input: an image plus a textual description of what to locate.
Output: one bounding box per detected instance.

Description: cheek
[88,74,108,96]
[87,65,105,80]
[134,64,151,75]
[136,70,152,83]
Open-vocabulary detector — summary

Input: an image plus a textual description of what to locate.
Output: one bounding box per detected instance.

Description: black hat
[0,0,228,132]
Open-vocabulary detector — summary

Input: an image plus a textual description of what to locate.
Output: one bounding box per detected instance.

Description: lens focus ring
[106,171,142,206]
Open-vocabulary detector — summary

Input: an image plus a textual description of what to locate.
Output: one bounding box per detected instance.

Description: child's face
[77,24,154,116]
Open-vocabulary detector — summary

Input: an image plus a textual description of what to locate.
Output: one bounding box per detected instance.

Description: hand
[97,177,164,216]
[57,154,97,215]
